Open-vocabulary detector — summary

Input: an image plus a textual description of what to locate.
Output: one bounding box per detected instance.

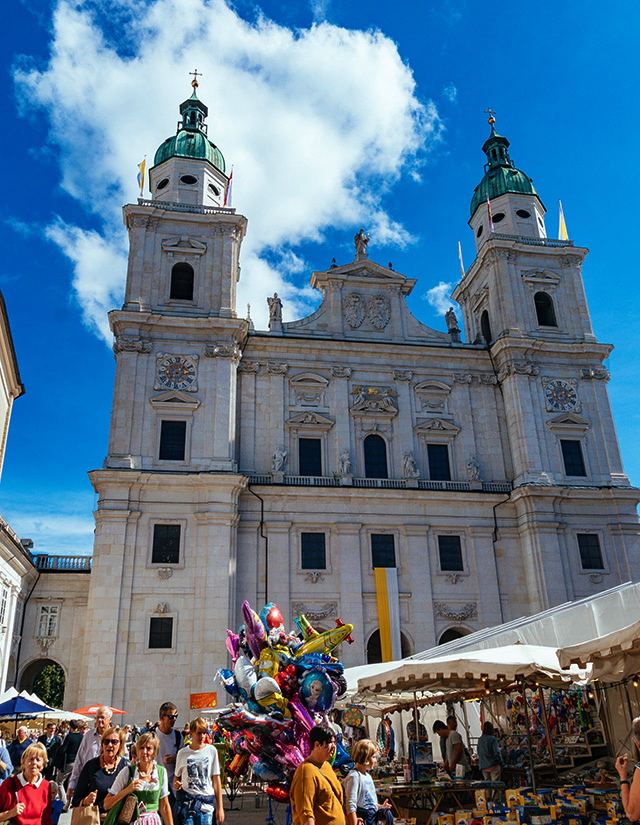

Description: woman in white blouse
[105,733,173,825]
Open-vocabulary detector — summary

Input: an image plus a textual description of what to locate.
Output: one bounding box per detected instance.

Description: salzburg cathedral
[2,81,638,717]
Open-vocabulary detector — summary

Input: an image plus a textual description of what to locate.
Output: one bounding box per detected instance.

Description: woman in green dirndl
[105,733,173,825]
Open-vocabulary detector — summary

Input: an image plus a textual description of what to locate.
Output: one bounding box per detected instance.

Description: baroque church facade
[14,85,638,717]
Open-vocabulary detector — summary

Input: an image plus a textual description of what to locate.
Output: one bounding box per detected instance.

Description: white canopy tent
[557,619,640,682]
[355,643,586,696]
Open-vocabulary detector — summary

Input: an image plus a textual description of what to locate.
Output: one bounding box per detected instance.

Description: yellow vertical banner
[375,567,401,662]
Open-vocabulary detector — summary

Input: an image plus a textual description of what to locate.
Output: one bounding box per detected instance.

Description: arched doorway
[20,659,66,708]
[366,629,412,664]
[438,627,470,645]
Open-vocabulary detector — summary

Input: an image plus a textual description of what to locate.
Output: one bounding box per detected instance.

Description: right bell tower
[452,114,638,611]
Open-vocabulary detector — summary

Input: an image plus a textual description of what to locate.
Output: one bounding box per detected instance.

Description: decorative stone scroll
[238,361,261,374]
[304,572,324,584]
[114,336,152,355]
[204,342,242,361]
[267,362,289,375]
[499,362,540,381]
[331,365,352,378]
[581,367,610,381]
[453,374,473,384]
[393,370,413,381]
[291,602,337,621]
[434,602,477,621]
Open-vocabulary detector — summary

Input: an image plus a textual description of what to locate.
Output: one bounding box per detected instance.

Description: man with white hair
[67,706,113,797]
[8,726,30,767]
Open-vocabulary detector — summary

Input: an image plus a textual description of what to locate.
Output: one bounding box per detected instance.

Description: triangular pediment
[546,412,590,433]
[149,390,200,410]
[286,411,334,428]
[414,418,460,436]
[311,258,416,296]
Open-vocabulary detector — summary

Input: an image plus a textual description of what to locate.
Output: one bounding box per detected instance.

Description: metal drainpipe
[14,562,41,689]
[246,486,268,605]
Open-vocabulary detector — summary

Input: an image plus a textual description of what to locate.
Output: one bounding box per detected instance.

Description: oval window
[493,212,505,223]
[180,175,197,185]
[156,178,169,191]
[516,209,531,218]
[476,224,484,238]
[208,183,220,196]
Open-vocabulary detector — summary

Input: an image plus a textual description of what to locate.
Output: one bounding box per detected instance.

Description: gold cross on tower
[189,69,203,89]
[484,107,497,126]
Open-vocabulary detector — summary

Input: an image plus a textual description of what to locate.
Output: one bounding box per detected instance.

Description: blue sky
[1,0,639,555]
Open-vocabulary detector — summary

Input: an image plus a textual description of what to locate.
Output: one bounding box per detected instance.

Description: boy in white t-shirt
[174,718,224,825]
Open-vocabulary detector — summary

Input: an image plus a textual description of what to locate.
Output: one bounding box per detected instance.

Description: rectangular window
[438,535,464,571]
[38,605,59,637]
[152,524,181,564]
[298,438,322,476]
[427,444,451,481]
[0,588,7,626]
[561,439,586,476]
[301,533,326,569]
[149,616,174,649]
[159,420,187,461]
[577,534,604,570]
[371,534,396,568]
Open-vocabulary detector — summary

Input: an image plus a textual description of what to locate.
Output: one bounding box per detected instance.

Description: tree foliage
[33,663,65,709]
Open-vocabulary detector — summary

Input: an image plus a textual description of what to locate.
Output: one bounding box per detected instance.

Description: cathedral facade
[68,87,638,718]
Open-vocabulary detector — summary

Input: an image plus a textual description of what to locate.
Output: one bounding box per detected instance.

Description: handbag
[71,806,101,825]
[117,794,139,825]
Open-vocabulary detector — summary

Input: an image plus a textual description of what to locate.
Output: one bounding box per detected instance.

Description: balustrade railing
[33,555,92,571]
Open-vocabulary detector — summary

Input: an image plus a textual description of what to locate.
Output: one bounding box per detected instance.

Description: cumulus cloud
[2,491,95,556]
[424,280,455,316]
[15,0,442,337]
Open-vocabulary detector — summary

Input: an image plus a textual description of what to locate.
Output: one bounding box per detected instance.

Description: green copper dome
[470,125,540,217]
[153,86,226,173]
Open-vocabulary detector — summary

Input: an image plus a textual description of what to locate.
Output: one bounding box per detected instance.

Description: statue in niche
[466,456,480,480]
[354,228,370,256]
[267,293,283,324]
[402,452,420,479]
[445,306,460,332]
[338,449,352,475]
[272,446,287,473]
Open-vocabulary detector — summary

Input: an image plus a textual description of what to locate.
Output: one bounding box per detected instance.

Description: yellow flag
[137,157,146,197]
[558,200,568,240]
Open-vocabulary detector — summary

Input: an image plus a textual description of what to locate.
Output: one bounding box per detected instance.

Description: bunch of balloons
[216,600,355,801]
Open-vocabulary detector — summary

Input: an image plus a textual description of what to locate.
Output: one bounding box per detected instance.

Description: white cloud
[424,280,455,316]
[15,0,442,335]
[443,83,457,103]
[2,491,95,556]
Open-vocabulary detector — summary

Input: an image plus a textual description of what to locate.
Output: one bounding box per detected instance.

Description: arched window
[366,629,412,664]
[364,434,388,479]
[480,310,492,344]
[438,628,469,645]
[170,262,194,301]
[534,291,557,326]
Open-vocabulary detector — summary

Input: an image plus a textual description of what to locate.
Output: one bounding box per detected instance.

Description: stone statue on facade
[445,306,460,332]
[354,228,370,257]
[402,452,420,479]
[338,449,352,476]
[272,447,287,473]
[466,456,480,480]
[267,293,283,325]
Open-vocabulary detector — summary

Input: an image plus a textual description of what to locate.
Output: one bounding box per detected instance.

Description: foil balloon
[300,668,335,713]
[226,752,250,777]
[259,602,285,633]
[266,785,290,803]
[234,653,257,697]
[242,600,268,660]
[252,759,284,782]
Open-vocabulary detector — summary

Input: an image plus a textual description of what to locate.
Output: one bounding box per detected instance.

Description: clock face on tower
[544,379,578,412]
[155,354,198,391]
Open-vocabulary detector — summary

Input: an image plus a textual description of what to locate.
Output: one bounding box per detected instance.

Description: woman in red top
[0,742,53,825]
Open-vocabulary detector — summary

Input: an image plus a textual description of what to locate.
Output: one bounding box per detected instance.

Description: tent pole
[461,700,471,751]
[413,692,421,741]
[538,687,558,780]
[520,678,537,794]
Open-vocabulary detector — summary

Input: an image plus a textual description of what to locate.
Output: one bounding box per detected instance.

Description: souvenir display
[216,599,355,798]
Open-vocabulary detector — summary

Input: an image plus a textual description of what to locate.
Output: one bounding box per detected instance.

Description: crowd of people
[0,703,224,825]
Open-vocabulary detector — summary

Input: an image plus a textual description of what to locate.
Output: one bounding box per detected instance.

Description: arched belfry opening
[534,291,557,326]
[170,262,194,300]
[480,310,493,345]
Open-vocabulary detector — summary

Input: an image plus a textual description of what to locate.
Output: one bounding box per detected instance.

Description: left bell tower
[80,78,248,716]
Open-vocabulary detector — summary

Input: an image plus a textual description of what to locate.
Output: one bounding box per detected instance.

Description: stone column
[404,525,435,651]
[334,522,364,667]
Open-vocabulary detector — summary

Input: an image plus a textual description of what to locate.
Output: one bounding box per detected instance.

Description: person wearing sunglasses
[71,728,130,819]
[150,704,182,811]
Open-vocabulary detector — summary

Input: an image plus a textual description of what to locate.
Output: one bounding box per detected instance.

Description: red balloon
[266,784,290,803]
